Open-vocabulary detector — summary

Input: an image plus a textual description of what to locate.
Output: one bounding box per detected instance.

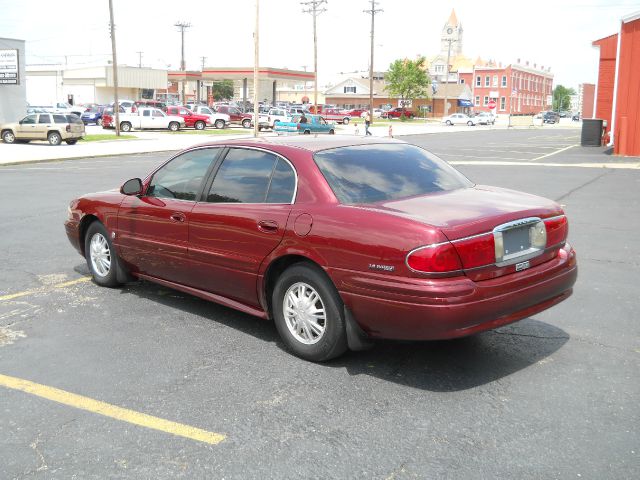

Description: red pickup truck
[321,108,351,125]
[164,106,211,130]
[213,106,253,128]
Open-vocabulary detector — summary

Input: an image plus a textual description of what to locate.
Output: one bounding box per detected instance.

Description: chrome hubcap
[89,233,111,277]
[283,282,326,345]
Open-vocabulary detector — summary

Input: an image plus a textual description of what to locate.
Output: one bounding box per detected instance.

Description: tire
[303,130,311,135]
[97,118,103,126]
[120,122,132,132]
[272,263,348,362]
[2,130,16,144]
[343,117,350,125]
[446,120,452,126]
[329,129,335,135]
[242,119,252,129]
[65,139,78,145]
[467,121,473,126]
[169,122,180,132]
[214,119,225,129]
[47,131,62,145]
[84,221,121,288]
[194,120,205,130]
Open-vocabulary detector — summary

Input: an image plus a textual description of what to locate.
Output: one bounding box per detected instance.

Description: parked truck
[116,108,185,132]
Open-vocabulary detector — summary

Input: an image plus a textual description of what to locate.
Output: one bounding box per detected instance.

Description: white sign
[398,99,413,108]
[489,91,499,98]
[0,49,19,85]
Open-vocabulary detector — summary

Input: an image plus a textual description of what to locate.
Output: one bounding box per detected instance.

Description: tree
[553,85,576,112]
[211,80,234,101]
[385,57,431,119]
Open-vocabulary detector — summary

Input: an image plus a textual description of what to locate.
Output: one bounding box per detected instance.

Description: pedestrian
[299,113,308,124]
[354,122,360,136]
[363,111,372,136]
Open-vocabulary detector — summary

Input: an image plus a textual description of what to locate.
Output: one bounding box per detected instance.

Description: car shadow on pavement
[103,275,569,393]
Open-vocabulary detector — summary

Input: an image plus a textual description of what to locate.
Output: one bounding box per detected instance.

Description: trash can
[581,118,604,146]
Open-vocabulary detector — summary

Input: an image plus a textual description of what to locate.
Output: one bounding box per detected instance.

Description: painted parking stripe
[0,277,91,302]
[530,144,578,161]
[0,374,226,445]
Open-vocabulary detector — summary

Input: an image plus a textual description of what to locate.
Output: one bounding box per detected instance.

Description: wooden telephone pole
[301,0,327,114]
[108,0,120,136]
[364,0,382,123]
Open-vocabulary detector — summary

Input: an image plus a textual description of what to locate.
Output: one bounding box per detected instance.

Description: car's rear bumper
[332,244,577,340]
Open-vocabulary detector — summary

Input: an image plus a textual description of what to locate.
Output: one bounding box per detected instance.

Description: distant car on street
[386,108,415,119]
[442,113,477,126]
[475,112,496,125]
[81,105,108,126]
[164,106,212,130]
[1,112,85,145]
[116,108,185,132]
[543,111,561,124]
[274,114,335,135]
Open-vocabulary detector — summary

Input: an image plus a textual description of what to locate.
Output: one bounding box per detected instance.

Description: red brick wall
[581,83,595,119]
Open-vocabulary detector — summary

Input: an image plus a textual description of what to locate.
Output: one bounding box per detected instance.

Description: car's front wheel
[48,131,62,145]
[214,119,225,129]
[446,120,452,125]
[272,263,347,362]
[343,117,350,125]
[2,130,16,144]
[84,221,121,288]
[169,122,180,131]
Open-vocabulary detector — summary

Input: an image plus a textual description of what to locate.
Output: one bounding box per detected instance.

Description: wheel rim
[170,123,178,131]
[89,233,111,277]
[196,122,204,130]
[215,120,224,129]
[283,282,326,345]
[49,133,60,144]
[4,132,15,143]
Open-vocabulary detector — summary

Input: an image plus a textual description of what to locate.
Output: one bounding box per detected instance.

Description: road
[1,129,638,479]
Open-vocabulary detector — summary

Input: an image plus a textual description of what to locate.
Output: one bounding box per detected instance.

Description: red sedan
[65,137,577,361]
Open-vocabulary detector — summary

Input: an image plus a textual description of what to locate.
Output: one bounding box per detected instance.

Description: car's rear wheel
[446,120,452,125]
[214,119,225,129]
[120,122,132,132]
[467,121,474,126]
[65,139,78,145]
[329,129,335,135]
[303,130,311,135]
[169,122,180,131]
[343,117,350,125]
[242,119,252,129]
[84,221,121,288]
[47,131,62,145]
[272,263,347,362]
[194,120,205,130]
[2,130,16,144]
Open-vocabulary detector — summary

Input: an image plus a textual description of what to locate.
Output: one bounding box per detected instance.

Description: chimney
[517,58,521,64]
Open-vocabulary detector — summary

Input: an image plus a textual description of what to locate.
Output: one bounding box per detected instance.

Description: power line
[301,0,327,113]
[174,21,191,104]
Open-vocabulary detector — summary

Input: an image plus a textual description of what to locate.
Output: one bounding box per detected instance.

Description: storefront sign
[0,49,19,85]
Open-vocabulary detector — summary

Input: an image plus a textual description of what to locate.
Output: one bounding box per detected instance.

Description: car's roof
[193,135,406,153]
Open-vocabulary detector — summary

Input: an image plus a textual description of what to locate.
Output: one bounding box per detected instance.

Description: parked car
[100,106,126,129]
[116,108,185,132]
[64,136,577,362]
[572,112,581,122]
[442,113,477,126]
[81,105,108,126]
[28,102,84,118]
[360,108,386,119]
[135,100,166,110]
[111,100,137,114]
[543,111,561,124]
[321,108,351,125]
[164,106,212,130]
[386,108,415,119]
[2,112,85,145]
[274,114,335,135]
[188,105,230,129]
[345,108,366,118]
[266,108,291,127]
[475,112,496,125]
[212,105,253,128]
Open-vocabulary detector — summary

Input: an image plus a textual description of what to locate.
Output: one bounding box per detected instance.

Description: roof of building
[447,9,459,26]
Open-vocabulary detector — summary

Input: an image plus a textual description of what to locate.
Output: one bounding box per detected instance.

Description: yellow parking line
[0,276,91,302]
[0,374,226,445]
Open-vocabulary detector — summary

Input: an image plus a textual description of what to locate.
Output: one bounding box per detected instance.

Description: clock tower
[440,9,463,56]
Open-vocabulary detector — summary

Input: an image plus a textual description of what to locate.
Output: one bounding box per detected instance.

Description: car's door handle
[170,212,186,223]
[258,220,279,233]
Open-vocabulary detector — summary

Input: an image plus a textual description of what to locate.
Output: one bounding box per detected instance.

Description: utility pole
[364,0,382,123]
[253,0,260,137]
[199,56,207,104]
[442,38,456,119]
[175,21,191,105]
[301,0,327,114]
[136,51,143,68]
[108,0,120,136]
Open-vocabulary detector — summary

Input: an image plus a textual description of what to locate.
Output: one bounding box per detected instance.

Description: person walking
[363,111,372,136]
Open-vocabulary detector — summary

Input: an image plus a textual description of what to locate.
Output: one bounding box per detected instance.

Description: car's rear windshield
[313,144,473,204]
[53,114,81,124]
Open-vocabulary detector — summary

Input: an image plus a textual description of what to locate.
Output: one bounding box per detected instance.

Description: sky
[1,0,639,89]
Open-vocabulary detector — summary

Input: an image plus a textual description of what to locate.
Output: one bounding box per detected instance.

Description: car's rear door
[187,147,296,307]
[116,147,221,283]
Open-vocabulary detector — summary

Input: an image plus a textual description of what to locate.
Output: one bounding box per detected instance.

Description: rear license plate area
[503,226,531,256]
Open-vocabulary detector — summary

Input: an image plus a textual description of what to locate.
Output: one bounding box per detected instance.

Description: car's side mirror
[121,178,143,196]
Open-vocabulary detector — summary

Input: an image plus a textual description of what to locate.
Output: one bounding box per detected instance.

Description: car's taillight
[131,105,137,113]
[453,234,496,269]
[406,243,463,274]
[544,215,568,247]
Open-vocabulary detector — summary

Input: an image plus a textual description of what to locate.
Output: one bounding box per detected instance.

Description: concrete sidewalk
[0,118,580,166]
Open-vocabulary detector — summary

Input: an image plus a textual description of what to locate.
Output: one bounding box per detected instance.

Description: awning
[457,99,473,107]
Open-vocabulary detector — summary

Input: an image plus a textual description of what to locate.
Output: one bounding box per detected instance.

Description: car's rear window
[66,114,83,124]
[313,144,473,204]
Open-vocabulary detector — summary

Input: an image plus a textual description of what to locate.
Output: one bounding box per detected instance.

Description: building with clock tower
[440,9,463,57]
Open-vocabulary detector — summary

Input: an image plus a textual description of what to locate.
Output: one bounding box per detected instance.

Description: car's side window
[22,115,37,124]
[53,115,67,124]
[143,110,151,117]
[147,149,218,201]
[266,159,296,204]
[153,110,164,117]
[206,149,279,204]
[38,114,51,124]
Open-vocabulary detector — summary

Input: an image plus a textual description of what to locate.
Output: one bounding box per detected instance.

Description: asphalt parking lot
[1,129,638,479]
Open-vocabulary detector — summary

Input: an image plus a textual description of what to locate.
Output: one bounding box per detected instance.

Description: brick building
[578,83,595,119]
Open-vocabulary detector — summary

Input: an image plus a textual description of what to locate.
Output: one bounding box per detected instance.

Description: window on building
[492,75,498,87]
[485,76,490,87]
[501,75,507,87]
[483,96,489,106]
[435,65,444,73]
[475,96,480,106]
[460,78,465,84]
[344,86,356,94]
[476,76,481,86]
[500,97,506,111]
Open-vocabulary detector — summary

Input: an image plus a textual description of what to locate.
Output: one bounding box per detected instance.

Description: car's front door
[16,114,38,139]
[139,109,155,129]
[116,148,220,283]
[187,147,296,307]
